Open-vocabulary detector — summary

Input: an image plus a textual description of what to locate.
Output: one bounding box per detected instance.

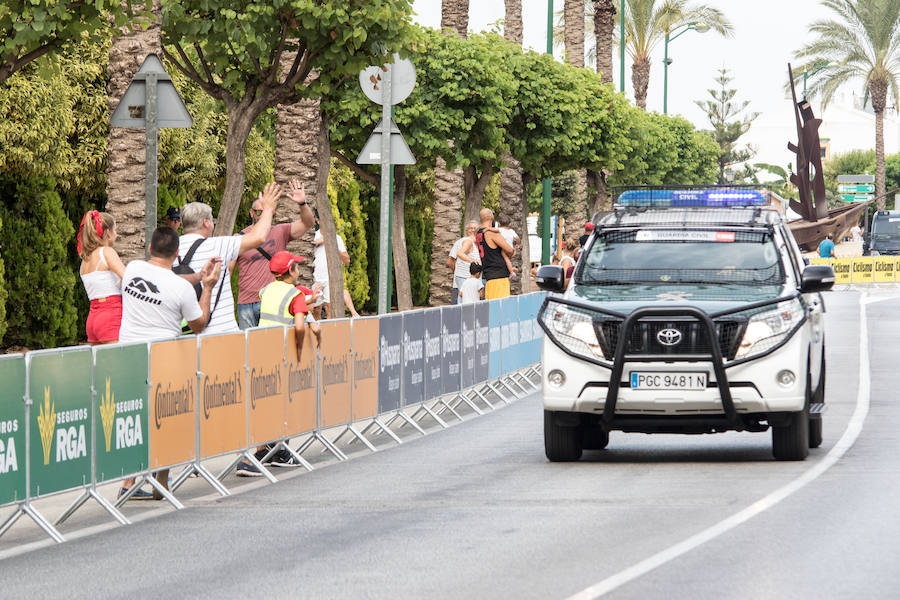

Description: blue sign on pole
[440,305,462,395]
[402,310,425,407]
[488,300,503,379]
[474,302,490,384]
[501,296,520,373]
[423,308,443,400]
[378,313,403,413]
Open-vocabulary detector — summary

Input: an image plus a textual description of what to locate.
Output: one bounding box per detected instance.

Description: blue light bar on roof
[617,189,767,207]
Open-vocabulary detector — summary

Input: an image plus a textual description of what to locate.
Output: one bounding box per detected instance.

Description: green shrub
[0,212,7,345]
[327,162,370,310]
[0,177,77,348]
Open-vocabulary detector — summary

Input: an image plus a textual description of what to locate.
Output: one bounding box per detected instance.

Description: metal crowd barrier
[0,292,545,544]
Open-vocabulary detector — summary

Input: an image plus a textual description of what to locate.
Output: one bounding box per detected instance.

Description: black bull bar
[537,294,804,427]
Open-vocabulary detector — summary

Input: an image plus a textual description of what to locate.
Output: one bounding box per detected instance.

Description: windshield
[872,217,900,238]
[579,228,784,285]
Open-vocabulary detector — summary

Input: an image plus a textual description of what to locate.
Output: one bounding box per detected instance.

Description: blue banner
[402,310,425,407]
[440,305,462,395]
[378,313,403,413]
[474,302,490,385]
[460,303,476,389]
[501,296,520,374]
[423,308,443,401]
[488,300,503,379]
[519,293,543,365]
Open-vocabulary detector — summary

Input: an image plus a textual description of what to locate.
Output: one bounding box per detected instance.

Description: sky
[410,0,851,173]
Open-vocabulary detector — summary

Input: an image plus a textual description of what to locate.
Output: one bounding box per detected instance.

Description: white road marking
[567,292,873,599]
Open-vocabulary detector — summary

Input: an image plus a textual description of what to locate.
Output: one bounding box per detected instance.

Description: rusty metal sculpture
[787,63,828,221]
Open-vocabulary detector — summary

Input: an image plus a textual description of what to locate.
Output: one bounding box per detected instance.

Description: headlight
[735,299,804,359]
[542,302,607,361]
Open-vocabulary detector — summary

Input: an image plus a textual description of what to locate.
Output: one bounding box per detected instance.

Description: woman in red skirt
[78,210,125,344]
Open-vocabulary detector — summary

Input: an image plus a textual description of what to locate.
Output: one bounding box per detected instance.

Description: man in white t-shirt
[850,223,863,242]
[177,182,280,334]
[312,228,360,319]
[119,227,222,343]
[459,262,484,304]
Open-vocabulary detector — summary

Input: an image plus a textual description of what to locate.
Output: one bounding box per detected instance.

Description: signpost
[110,55,192,258]
[356,56,416,315]
[837,174,875,204]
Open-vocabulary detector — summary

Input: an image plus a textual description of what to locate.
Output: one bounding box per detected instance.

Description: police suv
[535,188,835,461]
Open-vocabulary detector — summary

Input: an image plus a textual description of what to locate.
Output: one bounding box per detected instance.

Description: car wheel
[544,411,583,462]
[582,426,609,450]
[772,408,810,461]
[809,351,825,449]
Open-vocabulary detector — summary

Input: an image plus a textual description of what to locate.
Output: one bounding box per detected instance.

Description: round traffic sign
[359,55,416,106]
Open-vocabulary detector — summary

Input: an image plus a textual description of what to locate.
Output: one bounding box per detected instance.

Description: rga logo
[37,387,56,465]
[100,378,116,452]
[101,378,144,451]
[0,419,18,474]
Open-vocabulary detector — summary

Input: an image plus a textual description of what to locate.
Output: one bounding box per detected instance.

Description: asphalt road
[1,290,897,599]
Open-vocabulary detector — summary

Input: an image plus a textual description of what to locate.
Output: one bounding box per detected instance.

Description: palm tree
[624,0,732,109]
[428,0,468,306]
[594,0,617,85]
[796,0,900,210]
[106,0,161,263]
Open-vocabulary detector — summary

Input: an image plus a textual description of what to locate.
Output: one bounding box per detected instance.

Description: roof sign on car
[635,230,738,242]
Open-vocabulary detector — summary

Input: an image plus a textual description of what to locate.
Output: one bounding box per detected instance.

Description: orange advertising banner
[247,327,286,445]
[198,332,246,458]
[319,320,351,428]
[149,338,197,469]
[351,318,379,421]
[285,326,317,437]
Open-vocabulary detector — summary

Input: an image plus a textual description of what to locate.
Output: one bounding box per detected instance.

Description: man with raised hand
[235,180,315,329]
[178,182,280,334]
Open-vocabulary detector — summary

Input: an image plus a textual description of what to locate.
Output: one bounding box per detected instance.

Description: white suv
[536,191,834,461]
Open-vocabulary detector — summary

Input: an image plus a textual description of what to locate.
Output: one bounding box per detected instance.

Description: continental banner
[198,333,246,458]
[402,310,425,407]
[460,303,476,389]
[440,305,462,395]
[0,355,25,505]
[488,300,503,379]
[474,302,490,385]
[874,257,896,282]
[378,313,402,413]
[149,338,197,469]
[247,327,286,446]
[285,327,317,437]
[850,257,874,283]
[94,343,149,482]
[423,308,443,400]
[351,318,379,421]
[320,320,352,427]
[28,348,92,497]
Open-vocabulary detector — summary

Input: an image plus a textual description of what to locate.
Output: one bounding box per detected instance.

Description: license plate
[630,372,708,390]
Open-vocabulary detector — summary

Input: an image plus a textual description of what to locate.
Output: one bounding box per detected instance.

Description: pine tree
[695,68,759,184]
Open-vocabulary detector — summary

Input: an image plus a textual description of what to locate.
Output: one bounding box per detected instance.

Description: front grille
[595,317,746,360]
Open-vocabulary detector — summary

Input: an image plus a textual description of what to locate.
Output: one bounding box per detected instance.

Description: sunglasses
[252,209,263,216]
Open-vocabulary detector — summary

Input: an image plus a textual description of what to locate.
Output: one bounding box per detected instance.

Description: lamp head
[693,22,711,33]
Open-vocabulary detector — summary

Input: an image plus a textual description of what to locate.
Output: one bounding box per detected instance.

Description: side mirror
[803,257,810,266]
[535,265,566,292]
[800,264,835,293]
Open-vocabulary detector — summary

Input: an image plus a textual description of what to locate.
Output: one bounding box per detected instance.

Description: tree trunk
[392,166,413,311]
[315,111,345,317]
[441,0,469,37]
[593,0,616,85]
[504,0,523,45]
[463,164,495,227]
[500,154,526,294]
[274,95,319,283]
[871,79,888,210]
[215,101,256,236]
[106,0,161,263]
[428,156,464,305]
[632,57,651,110]
[588,169,611,215]
[564,0,585,68]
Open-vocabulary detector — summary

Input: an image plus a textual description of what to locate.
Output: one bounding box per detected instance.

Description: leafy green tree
[160,0,414,236]
[795,0,900,209]
[0,0,142,85]
[0,177,77,348]
[695,68,758,183]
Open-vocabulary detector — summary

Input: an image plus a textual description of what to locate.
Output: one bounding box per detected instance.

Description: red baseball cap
[584,222,595,231]
[269,250,305,275]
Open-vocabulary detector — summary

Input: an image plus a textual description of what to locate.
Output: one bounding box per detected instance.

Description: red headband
[77,210,104,255]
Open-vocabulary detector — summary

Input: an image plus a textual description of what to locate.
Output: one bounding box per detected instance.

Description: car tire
[582,426,609,450]
[809,351,825,449]
[544,411,583,462]
[772,408,809,461]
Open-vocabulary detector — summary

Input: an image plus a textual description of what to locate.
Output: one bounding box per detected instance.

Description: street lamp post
[662,22,709,115]
[620,0,625,93]
[542,0,553,265]
[802,60,837,101]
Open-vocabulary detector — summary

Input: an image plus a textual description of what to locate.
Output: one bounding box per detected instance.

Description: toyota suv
[535,188,835,461]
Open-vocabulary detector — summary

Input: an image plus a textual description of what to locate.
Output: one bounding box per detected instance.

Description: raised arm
[238,182,280,256]
[288,180,315,240]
